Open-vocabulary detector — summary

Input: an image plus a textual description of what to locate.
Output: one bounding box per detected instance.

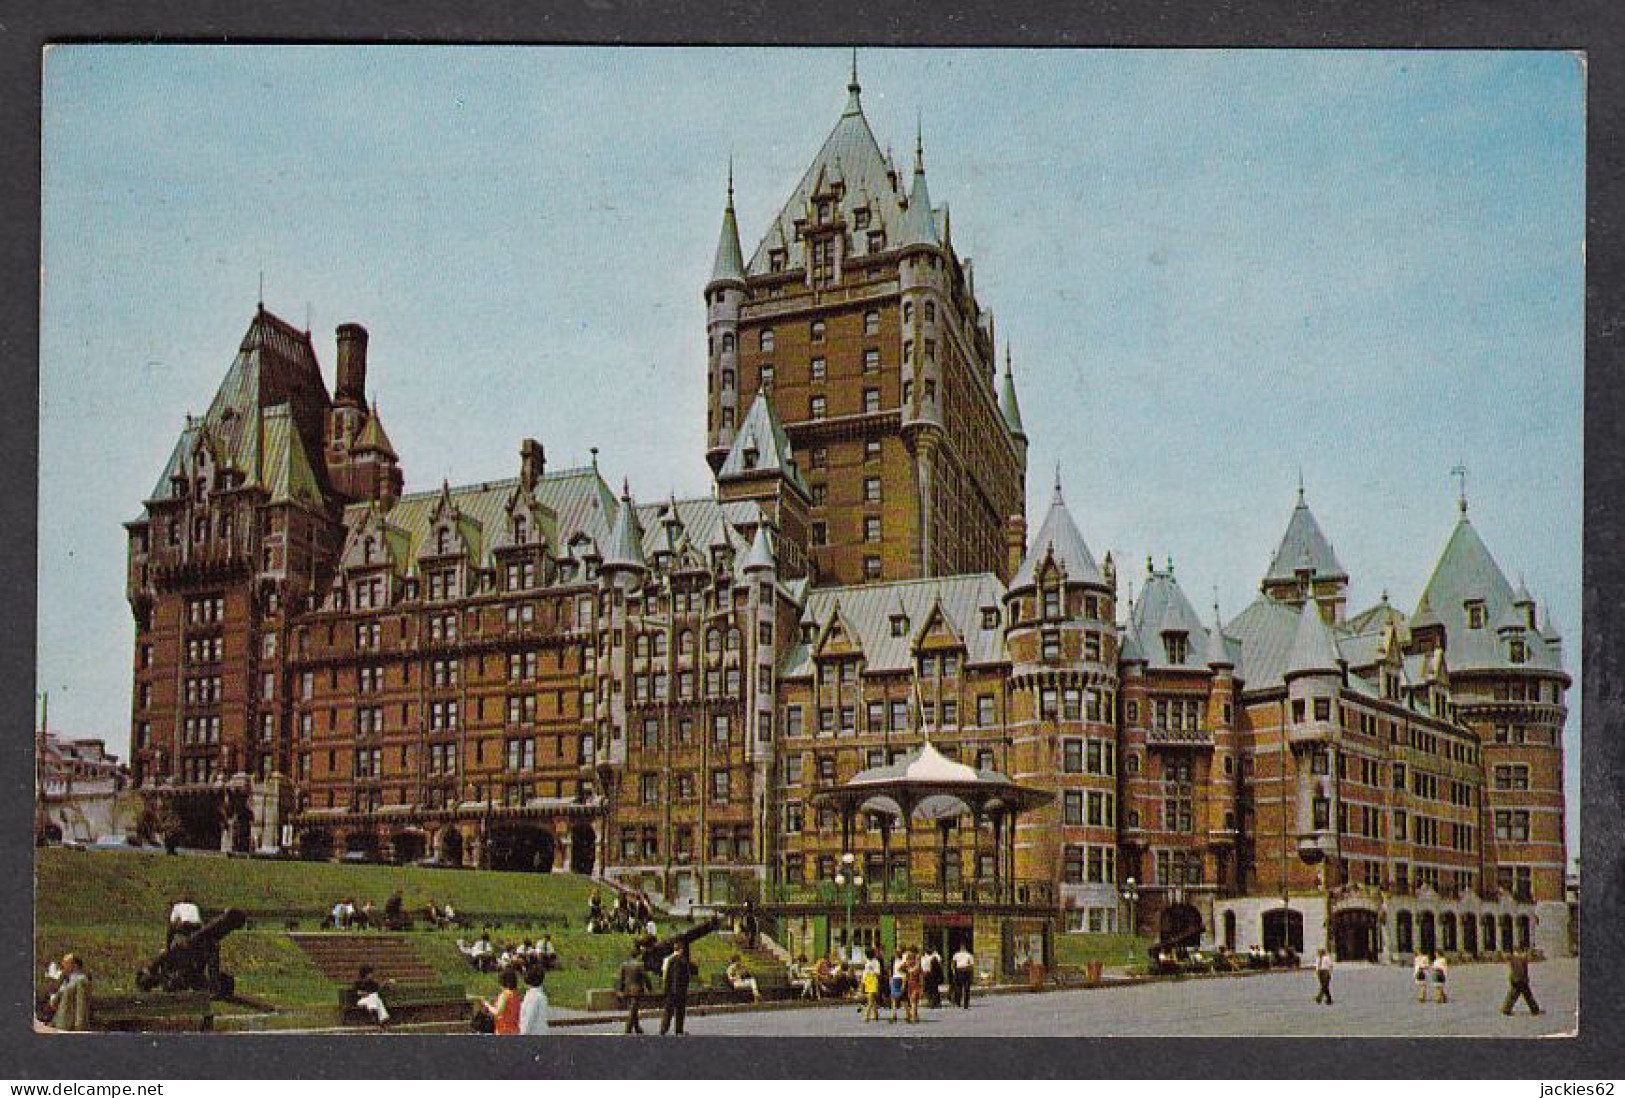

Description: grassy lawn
[1053,932,1155,970]
[35,847,741,1015]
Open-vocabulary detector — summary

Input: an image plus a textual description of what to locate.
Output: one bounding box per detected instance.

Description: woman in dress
[1430,951,1449,1004]
[861,947,883,1022]
[1413,951,1429,1003]
[904,949,924,1023]
[482,966,522,1034]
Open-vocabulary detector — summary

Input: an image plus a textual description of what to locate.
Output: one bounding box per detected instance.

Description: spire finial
[1451,461,1468,515]
[843,49,862,115]
[726,156,734,208]
[1296,465,1305,505]
[914,110,925,174]
[1005,342,1013,374]
[257,269,264,312]
[1053,463,1063,504]
[590,446,599,470]
[1166,554,1175,576]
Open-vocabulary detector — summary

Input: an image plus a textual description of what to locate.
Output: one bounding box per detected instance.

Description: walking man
[618,944,650,1034]
[659,940,697,1035]
[1501,949,1543,1016]
[951,940,976,1009]
[1313,948,1334,1005]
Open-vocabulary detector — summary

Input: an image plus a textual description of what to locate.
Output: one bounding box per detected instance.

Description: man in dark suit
[1502,949,1543,1016]
[618,945,651,1034]
[659,939,698,1035]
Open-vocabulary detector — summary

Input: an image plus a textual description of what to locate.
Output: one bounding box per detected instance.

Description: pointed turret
[1205,602,1233,669]
[898,121,939,249]
[718,390,811,498]
[1284,599,1342,679]
[743,522,775,574]
[709,166,746,290]
[1263,487,1348,589]
[999,345,1026,441]
[1009,473,1104,592]
[602,481,647,575]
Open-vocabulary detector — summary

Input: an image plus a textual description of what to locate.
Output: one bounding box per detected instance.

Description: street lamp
[834,851,864,962]
[1121,876,1139,965]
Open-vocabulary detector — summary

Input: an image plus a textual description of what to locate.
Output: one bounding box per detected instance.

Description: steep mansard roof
[1010,479,1104,591]
[1127,567,1236,671]
[1264,490,1347,584]
[146,307,333,509]
[1413,511,1563,672]
[744,80,927,276]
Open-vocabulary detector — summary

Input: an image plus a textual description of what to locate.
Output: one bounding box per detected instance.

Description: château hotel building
[124,70,1572,970]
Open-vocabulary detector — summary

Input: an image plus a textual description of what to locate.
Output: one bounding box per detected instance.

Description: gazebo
[810,739,1052,904]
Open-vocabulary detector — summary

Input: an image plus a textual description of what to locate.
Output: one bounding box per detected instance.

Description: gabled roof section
[743,522,775,573]
[717,390,812,497]
[1264,489,1347,585]
[912,598,966,654]
[745,77,910,276]
[780,574,1007,679]
[1010,477,1104,592]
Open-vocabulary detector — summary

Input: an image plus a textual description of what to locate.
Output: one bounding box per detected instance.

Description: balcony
[1145,726,1213,748]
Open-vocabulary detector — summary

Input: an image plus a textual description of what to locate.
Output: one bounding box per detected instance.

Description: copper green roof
[260,404,325,510]
[354,404,397,458]
[1414,512,1562,672]
[709,182,746,288]
[1263,490,1347,584]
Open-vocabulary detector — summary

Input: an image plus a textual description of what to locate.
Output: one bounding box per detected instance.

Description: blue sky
[38,47,1583,855]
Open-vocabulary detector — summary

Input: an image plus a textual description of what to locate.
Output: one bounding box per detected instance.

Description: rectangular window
[1064,792,1083,826]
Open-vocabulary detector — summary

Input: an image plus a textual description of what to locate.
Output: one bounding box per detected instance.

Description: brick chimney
[520,438,545,492]
[335,323,369,404]
[1005,513,1027,581]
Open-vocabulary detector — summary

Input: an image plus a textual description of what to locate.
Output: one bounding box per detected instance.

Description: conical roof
[709,179,746,288]
[1284,601,1342,678]
[1264,489,1347,585]
[999,348,1025,439]
[602,482,647,572]
[1010,476,1104,591]
[1205,604,1233,668]
[897,139,939,250]
[743,522,775,573]
[1130,565,1214,670]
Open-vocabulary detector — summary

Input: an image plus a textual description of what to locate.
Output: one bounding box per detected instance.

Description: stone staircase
[286,933,440,984]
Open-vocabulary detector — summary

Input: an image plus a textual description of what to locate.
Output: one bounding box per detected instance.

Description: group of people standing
[1310,946,1542,1017]
[855,942,977,1023]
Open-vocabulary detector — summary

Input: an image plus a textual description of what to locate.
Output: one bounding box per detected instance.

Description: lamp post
[1121,876,1139,965]
[834,851,864,962]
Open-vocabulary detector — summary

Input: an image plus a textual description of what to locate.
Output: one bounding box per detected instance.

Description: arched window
[653,632,668,657]
[722,368,735,389]
[1396,910,1414,953]
[678,630,694,656]
[635,634,649,658]
[726,627,741,652]
[514,516,527,544]
[722,333,735,353]
[706,629,721,655]
[760,329,774,353]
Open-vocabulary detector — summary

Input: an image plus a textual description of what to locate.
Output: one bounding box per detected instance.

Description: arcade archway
[569,823,596,875]
[1332,909,1378,961]
[488,825,556,873]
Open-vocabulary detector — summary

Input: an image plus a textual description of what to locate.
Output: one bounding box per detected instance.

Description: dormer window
[436,529,452,556]
[853,207,870,230]
[1043,588,1061,619]
[363,536,375,564]
[1466,600,1486,629]
[868,230,886,252]
[817,200,832,224]
[1164,632,1189,664]
[1509,639,1528,664]
[890,614,909,637]
[769,250,786,273]
[514,516,527,544]
[800,622,816,644]
[981,607,1000,630]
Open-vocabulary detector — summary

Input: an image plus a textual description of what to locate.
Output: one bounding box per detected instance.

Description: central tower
[705,66,1028,587]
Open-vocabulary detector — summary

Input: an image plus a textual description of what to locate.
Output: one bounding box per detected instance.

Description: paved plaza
[567,959,1578,1037]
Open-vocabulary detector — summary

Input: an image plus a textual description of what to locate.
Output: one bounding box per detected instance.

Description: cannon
[639,916,721,975]
[135,908,246,998]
